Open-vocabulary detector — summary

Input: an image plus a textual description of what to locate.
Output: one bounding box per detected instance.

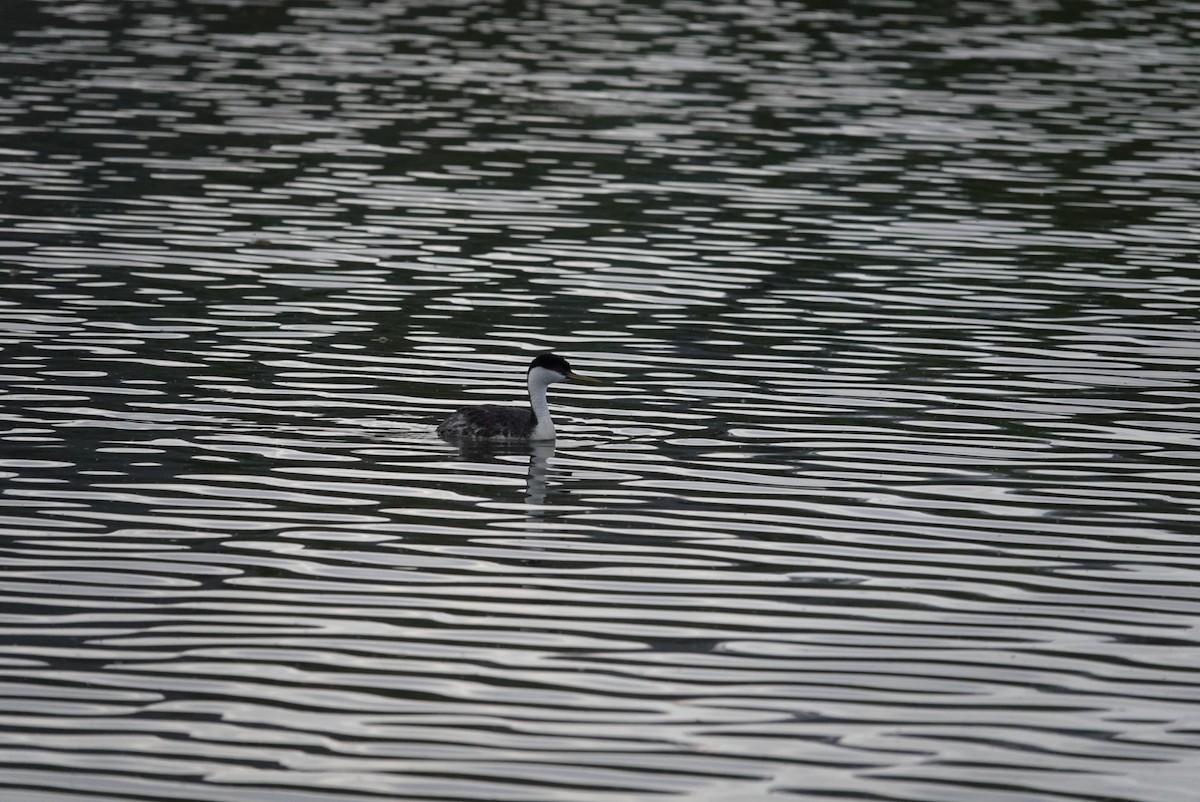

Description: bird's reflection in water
[452,440,557,512]
[524,441,554,508]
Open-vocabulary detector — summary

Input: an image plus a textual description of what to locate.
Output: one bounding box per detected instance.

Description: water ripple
[3,1,1200,801]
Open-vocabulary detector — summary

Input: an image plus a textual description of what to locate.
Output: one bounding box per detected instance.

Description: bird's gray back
[437,404,535,440]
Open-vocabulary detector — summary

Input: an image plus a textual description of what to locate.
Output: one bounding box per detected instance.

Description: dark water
[2,1,1200,800]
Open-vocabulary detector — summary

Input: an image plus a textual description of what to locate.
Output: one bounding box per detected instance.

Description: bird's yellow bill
[568,371,602,384]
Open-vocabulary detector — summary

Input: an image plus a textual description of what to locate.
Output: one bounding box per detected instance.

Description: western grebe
[437,352,599,442]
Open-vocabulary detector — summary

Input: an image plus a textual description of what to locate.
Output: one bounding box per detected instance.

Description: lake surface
[2,1,1200,800]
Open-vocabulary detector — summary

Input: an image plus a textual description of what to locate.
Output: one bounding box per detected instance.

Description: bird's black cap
[529,352,572,375]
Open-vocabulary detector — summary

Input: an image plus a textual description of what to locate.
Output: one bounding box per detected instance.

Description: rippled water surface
[3,1,1200,800]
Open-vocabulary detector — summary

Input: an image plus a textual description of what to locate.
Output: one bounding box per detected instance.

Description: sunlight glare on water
[2,1,1200,801]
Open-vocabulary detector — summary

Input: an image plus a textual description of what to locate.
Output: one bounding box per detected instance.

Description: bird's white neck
[527,366,559,440]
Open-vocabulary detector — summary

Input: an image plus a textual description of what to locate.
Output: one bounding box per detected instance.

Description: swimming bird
[437,352,599,442]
